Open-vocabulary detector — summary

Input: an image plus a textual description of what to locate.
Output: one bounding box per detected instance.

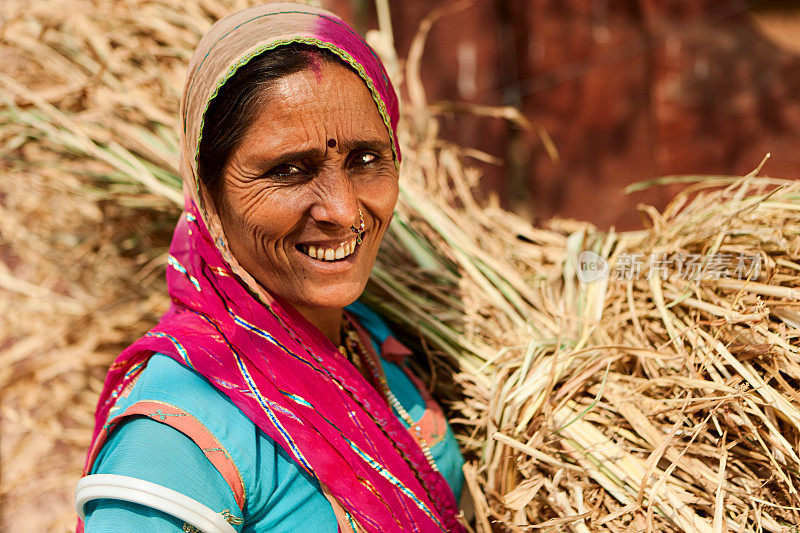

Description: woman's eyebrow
[242,139,391,172]
[244,147,326,170]
[340,138,392,153]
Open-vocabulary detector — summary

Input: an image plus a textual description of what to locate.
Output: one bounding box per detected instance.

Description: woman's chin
[284,279,369,312]
[280,245,375,309]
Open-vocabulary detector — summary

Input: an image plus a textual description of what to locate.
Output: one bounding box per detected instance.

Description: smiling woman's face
[214,59,398,316]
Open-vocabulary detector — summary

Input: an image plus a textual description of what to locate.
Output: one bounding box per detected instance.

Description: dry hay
[1,0,229,530]
[379,162,800,532]
[2,1,800,532]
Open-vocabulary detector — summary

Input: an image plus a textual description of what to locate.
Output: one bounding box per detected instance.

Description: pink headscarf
[81,3,463,532]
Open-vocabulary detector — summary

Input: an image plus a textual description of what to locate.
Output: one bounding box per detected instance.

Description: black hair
[197,43,341,198]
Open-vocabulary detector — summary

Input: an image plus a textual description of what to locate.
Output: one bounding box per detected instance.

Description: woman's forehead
[242,62,390,147]
[181,5,400,177]
[272,62,379,113]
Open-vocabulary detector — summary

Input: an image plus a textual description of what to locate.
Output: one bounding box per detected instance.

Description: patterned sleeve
[84,417,243,532]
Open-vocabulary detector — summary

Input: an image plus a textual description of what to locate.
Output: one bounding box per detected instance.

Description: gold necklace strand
[339,327,372,381]
[342,319,440,473]
[272,309,438,505]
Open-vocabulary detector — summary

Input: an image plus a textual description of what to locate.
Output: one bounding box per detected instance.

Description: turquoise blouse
[83,302,464,532]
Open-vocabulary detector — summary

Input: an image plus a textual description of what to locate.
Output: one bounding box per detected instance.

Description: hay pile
[2,1,799,531]
[379,162,800,531]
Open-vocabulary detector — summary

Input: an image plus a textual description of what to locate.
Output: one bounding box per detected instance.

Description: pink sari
[80,3,463,532]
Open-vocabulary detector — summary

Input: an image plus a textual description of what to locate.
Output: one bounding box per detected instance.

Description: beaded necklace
[340,316,440,473]
[268,305,443,516]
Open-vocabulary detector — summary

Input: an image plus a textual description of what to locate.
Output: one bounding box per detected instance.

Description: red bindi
[307,53,323,80]
[327,138,337,148]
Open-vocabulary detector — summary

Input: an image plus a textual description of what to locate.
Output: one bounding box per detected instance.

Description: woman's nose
[308,168,360,229]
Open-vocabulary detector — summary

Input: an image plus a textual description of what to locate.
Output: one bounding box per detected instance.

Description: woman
[75,3,465,532]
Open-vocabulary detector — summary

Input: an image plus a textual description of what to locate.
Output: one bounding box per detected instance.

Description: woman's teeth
[300,237,359,262]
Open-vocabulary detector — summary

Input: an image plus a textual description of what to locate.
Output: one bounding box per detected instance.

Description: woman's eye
[266,164,305,179]
[350,152,379,168]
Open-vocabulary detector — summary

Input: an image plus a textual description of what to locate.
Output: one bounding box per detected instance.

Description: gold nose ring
[350,208,365,245]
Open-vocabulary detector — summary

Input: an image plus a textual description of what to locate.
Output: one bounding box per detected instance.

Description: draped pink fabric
[81,3,463,532]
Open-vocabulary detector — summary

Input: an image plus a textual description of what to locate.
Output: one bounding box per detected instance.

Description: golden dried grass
[2,1,799,532]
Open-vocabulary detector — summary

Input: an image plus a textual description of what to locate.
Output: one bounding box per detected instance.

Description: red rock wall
[327,0,800,230]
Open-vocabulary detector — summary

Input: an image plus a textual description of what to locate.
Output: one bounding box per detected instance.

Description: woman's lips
[296,234,361,262]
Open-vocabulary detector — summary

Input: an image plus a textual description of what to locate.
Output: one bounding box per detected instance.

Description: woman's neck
[294,306,344,345]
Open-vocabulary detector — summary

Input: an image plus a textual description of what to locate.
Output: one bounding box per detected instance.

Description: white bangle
[75,474,237,533]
